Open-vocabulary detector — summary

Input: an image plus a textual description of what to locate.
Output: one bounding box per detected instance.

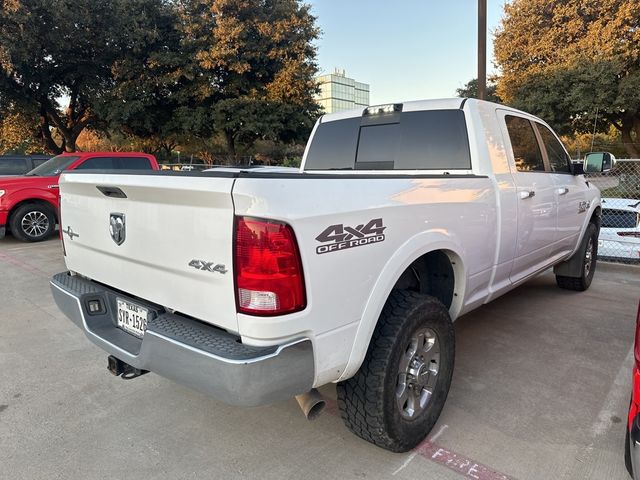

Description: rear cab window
[602,209,640,229]
[0,157,28,175]
[304,108,472,171]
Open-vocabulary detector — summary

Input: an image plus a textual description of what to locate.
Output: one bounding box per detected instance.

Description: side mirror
[584,152,616,173]
[571,161,584,176]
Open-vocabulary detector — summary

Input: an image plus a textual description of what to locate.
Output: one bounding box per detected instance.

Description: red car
[626,301,640,479]
[0,152,159,242]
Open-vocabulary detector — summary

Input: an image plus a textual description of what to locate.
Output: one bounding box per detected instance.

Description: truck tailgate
[59,172,238,332]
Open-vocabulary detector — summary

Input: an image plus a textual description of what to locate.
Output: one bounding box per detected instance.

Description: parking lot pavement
[1,234,638,480]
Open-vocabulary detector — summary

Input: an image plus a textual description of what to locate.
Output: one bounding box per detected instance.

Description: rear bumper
[50,271,314,406]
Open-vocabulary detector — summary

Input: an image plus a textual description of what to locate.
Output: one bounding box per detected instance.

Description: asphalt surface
[1,233,639,480]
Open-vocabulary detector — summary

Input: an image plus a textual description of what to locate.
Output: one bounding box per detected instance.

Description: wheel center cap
[408,360,428,386]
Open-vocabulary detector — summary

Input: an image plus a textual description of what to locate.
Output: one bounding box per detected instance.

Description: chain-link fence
[584,159,640,264]
[159,156,255,172]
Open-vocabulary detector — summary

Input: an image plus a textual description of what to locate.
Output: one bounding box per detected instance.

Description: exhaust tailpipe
[295,389,326,420]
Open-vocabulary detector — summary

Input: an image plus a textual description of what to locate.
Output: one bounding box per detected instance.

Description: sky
[308,1,507,104]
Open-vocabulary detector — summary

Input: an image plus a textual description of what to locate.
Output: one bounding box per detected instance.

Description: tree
[0,104,41,153]
[176,0,321,155]
[494,0,640,157]
[0,0,174,153]
[455,78,501,103]
[97,0,190,157]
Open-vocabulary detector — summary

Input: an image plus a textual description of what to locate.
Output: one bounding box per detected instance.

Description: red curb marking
[322,397,515,480]
[415,440,514,480]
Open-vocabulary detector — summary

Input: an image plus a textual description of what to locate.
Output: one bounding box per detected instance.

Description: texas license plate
[116,298,148,338]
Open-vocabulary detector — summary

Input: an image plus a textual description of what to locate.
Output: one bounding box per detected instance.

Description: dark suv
[0,155,52,176]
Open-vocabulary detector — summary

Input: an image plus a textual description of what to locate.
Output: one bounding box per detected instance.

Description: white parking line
[391,424,448,476]
[391,452,418,476]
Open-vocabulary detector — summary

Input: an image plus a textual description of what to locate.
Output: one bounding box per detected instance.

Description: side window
[75,157,116,170]
[536,123,570,173]
[116,157,153,170]
[505,115,545,172]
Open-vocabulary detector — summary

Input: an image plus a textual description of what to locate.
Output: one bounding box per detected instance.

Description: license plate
[116,298,148,338]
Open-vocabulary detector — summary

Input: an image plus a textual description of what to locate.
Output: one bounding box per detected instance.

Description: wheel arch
[338,232,466,382]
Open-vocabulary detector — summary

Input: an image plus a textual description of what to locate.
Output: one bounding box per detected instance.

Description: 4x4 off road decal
[315,218,386,255]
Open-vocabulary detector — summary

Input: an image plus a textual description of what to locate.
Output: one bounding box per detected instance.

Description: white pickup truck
[51,98,607,452]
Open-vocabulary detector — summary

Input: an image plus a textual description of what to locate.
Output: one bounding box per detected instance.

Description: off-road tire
[9,203,56,242]
[337,290,455,452]
[556,222,598,291]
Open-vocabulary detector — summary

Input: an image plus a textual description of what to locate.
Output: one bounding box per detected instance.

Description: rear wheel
[556,222,598,291]
[337,290,455,452]
[9,203,56,242]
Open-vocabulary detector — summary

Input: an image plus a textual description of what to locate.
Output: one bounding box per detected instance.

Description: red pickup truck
[0,152,159,242]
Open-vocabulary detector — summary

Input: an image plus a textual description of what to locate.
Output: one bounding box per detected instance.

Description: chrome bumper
[50,272,314,406]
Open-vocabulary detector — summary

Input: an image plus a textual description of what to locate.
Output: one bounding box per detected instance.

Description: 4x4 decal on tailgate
[315,218,386,255]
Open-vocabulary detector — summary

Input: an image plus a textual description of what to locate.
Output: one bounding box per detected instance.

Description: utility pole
[478,0,487,100]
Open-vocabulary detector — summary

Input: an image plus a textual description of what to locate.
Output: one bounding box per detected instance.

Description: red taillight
[234,217,306,316]
[635,302,640,370]
[617,232,640,238]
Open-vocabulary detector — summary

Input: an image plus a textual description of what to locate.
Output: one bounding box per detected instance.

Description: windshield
[27,155,80,176]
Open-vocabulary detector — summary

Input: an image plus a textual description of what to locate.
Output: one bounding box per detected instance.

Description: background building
[315,69,370,113]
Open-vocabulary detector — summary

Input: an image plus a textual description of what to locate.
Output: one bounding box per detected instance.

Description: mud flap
[553,226,597,278]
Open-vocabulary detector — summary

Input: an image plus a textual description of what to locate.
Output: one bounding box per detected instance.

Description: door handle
[557,187,569,195]
[519,190,536,199]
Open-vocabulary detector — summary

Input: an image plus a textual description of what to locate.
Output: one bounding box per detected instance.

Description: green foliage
[0,0,321,158]
[177,0,321,154]
[455,78,501,103]
[494,0,640,157]
[0,0,170,152]
[0,104,41,153]
[95,0,187,156]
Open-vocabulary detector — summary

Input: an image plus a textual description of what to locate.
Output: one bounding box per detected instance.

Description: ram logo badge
[109,213,126,246]
[316,218,386,255]
[189,260,228,274]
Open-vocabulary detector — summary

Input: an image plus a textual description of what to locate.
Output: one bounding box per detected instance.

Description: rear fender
[337,230,466,381]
